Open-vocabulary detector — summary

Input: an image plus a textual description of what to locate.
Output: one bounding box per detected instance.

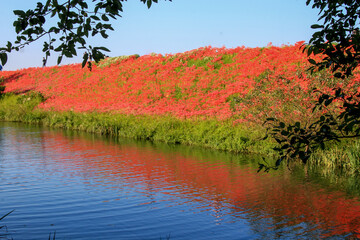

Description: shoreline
[0,44,359,175]
[0,92,359,177]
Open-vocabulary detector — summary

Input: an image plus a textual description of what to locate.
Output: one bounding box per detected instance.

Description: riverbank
[1,43,360,174]
[0,92,275,155]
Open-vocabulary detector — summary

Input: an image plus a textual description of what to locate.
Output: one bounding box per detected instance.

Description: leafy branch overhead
[0,0,171,69]
[305,0,360,79]
[261,0,360,172]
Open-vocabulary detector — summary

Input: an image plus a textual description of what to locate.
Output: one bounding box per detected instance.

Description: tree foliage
[262,0,360,171]
[0,0,170,69]
[306,0,360,79]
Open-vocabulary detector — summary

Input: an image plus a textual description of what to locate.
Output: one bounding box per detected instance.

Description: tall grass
[0,93,275,155]
[308,140,360,175]
[1,91,360,175]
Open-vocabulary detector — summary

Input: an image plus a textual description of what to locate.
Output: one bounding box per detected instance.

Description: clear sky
[0,0,320,71]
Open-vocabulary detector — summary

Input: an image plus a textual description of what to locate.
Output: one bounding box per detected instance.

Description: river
[0,122,359,239]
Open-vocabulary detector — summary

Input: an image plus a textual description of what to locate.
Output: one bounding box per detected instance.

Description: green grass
[0,92,275,155]
[2,91,360,176]
[96,54,140,68]
[308,139,360,175]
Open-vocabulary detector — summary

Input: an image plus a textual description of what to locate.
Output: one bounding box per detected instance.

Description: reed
[308,140,360,175]
[0,210,14,240]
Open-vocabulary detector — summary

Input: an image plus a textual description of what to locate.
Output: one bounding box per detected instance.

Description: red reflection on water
[29,130,360,237]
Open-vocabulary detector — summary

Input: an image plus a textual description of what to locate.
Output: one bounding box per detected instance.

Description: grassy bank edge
[2,92,360,176]
[0,93,276,155]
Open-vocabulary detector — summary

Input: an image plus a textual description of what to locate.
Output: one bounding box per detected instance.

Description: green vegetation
[308,140,360,175]
[0,0,171,68]
[1,91,360,176]
[2,0,360,177]
[0,93,275,155]
[97,54,141,68]
[265,1,360,170]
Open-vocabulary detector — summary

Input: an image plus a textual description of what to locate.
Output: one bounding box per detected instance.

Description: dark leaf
[147,0,152,9]
[334,72,342,78]
[0,53,8,65]
[57,55,63,65]
[39,16,46,24]
[281,144,290,149]
[281,130,289,136]
[82,53,88,68]
[91,15,100,21]
[275,158,282,167]
[13,10,25,16]
[308,58,317,64]
[101,14,109,21]
[311,24,323,29]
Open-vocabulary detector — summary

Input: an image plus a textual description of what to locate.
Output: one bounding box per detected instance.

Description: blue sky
[0,0,320,70]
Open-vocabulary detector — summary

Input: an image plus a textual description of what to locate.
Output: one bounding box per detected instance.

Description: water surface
[0,122,359,239]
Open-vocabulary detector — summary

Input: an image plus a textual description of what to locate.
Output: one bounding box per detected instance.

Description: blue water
[0,122,359,239]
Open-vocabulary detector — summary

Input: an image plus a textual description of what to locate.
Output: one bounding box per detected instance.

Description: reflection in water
[0,122,359,239]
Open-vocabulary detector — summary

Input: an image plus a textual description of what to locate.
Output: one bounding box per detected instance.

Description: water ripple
[0,123,359,239]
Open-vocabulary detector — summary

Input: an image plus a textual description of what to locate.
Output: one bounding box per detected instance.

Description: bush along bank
[1,43,360,174]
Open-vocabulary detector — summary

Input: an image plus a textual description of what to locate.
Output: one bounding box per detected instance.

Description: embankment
[1,42,359,173]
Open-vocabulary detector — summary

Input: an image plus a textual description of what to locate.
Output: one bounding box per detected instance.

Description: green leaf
[334,72,342,78]
[275,158,282,167]
[57,55,63,65]
[39,16,46,24]
[324,99,332,106]
[87,61,92,71]
[311,24,323,29]
[101,14,109,21]
[290,136,297,145]
[96,46,110,52]
[64,50,72,58]
[307,47,313,56]
[262,134,268,140]
[281,144,290,149]
[13,10,25,16]
[0,53,8,65]
[257,164,264,173]
[82,53,88,68]
[266,117,276,122]
[44,0,51,11]
[147,0,152,9]
[51,9,57,18]
[91,15,100,21]
[6,41,12,51]
[308,58,317,64]
[79,1,88,9]
[100,31,108,39]
[281,130,289,136]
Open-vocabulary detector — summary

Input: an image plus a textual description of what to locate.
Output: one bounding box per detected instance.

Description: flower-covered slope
[1,42,359,123]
